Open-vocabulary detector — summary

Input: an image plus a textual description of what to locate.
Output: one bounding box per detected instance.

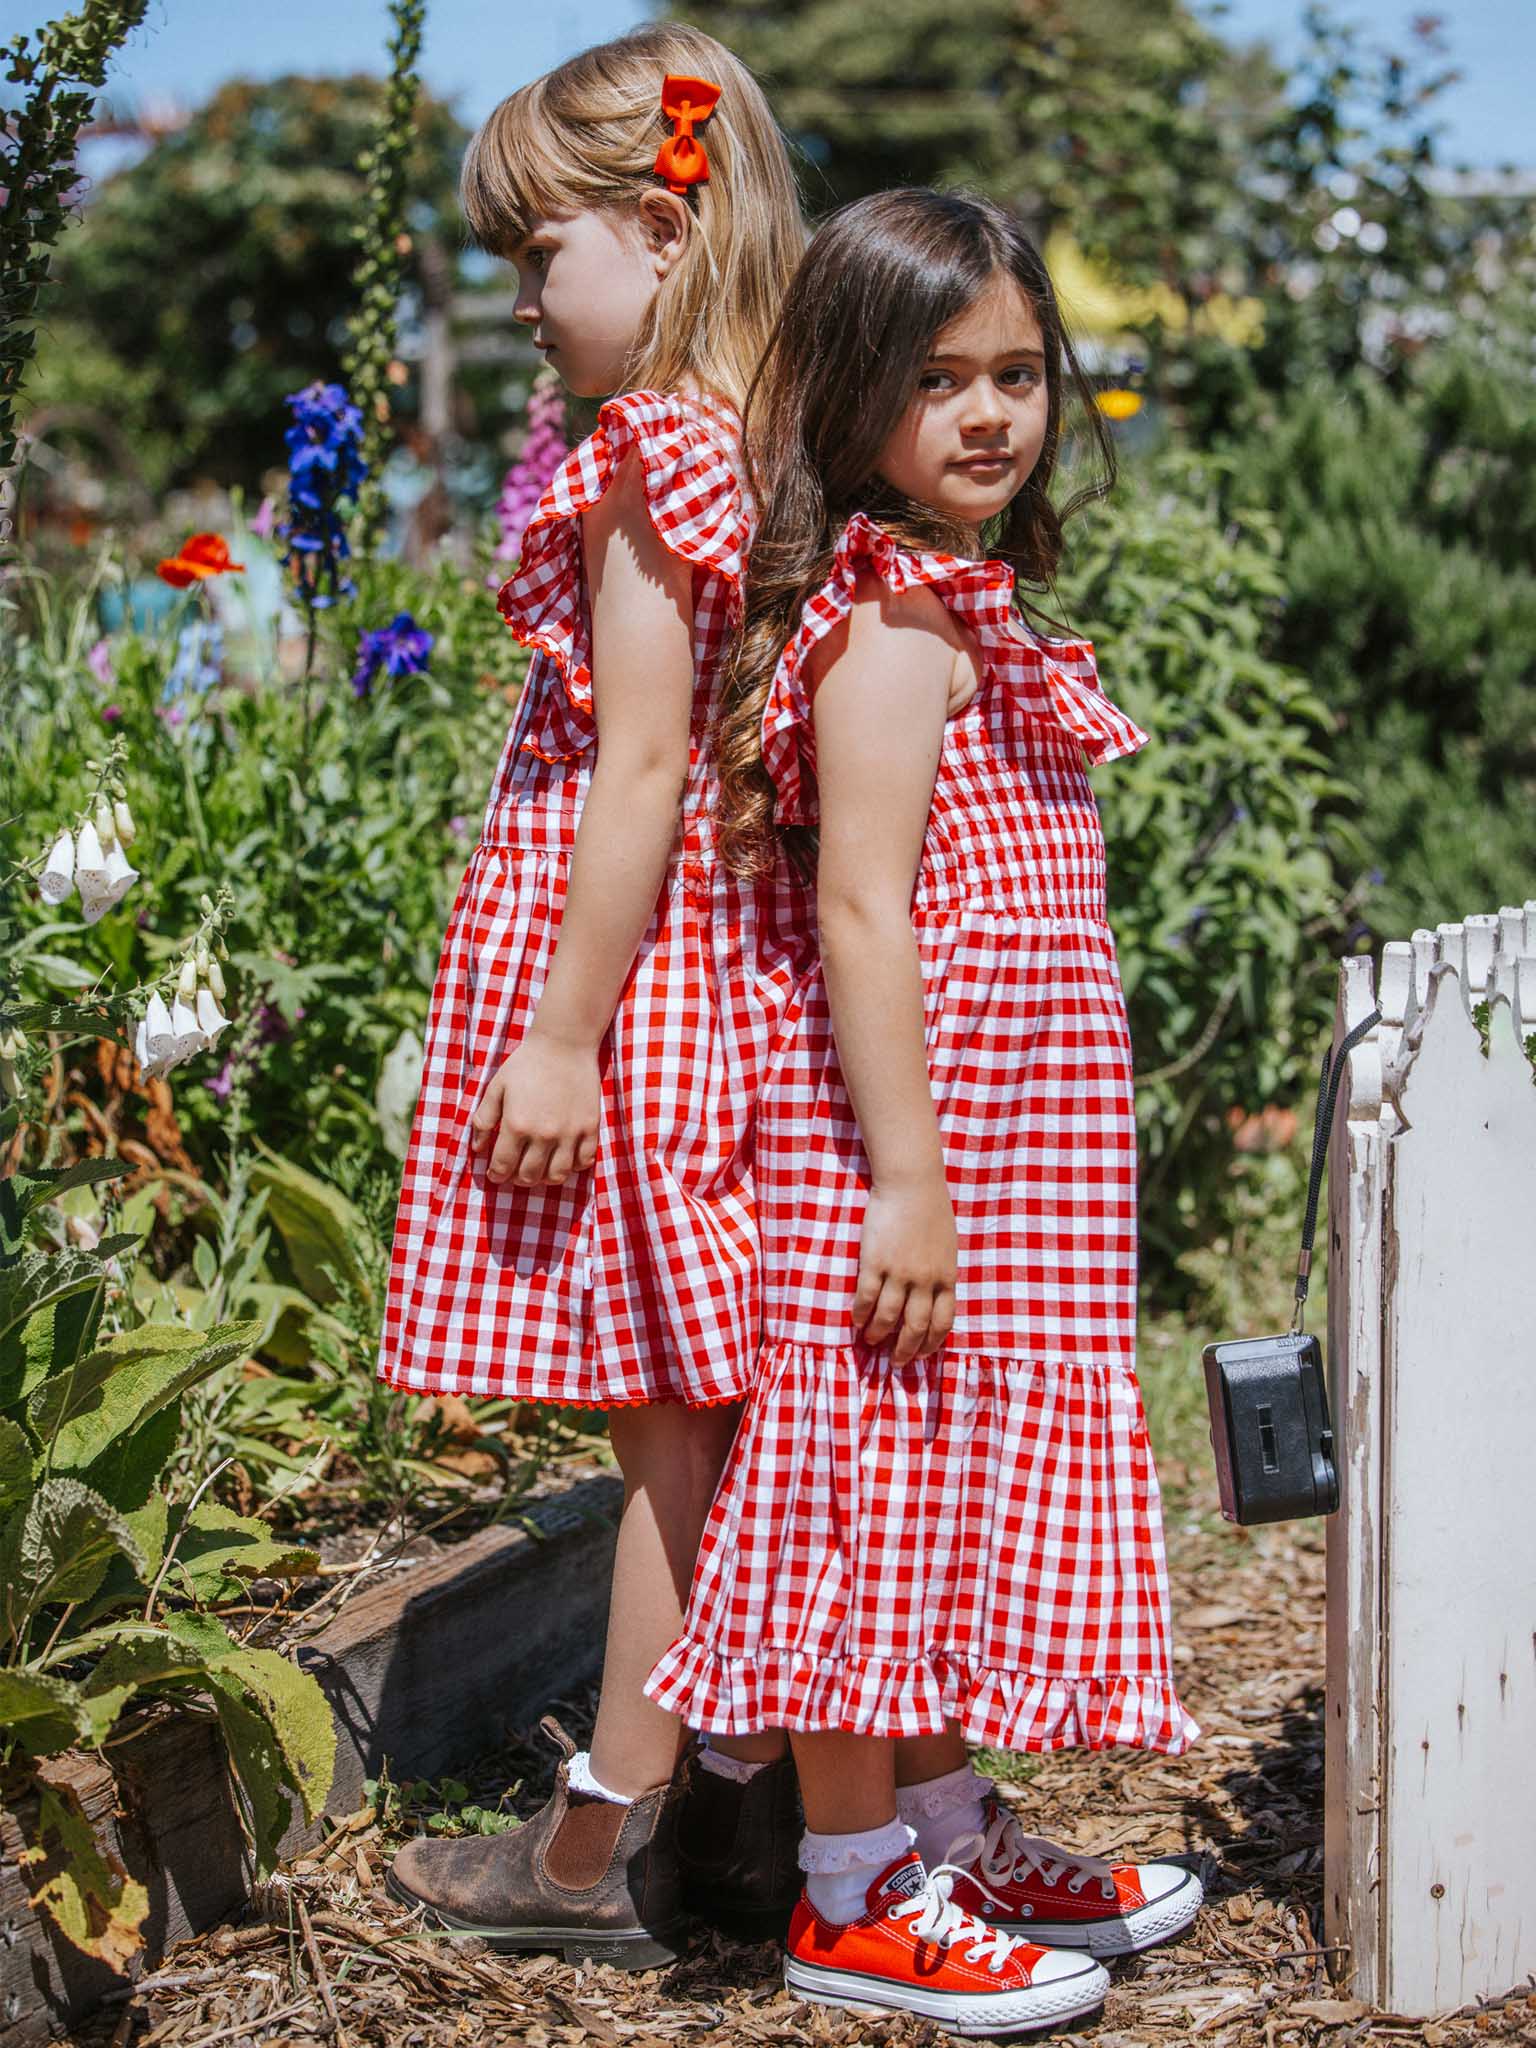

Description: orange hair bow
[653,74,721,195]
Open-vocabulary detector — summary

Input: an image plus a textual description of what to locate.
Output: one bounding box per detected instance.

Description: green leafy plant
[1055,448,1360,1277]
[1,0,151,481]
[0,1110,335,1959]
[339,0,428,554]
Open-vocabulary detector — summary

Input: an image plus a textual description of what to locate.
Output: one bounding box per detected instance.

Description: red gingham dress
[646,513,1200,1753]
[376,390,810,1408]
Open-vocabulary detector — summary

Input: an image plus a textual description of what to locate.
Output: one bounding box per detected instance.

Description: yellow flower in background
[1193,292,1267,349]
[1045,231,1265,352]
[1095,388,1145,421]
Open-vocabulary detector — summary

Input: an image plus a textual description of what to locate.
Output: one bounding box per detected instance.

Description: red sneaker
[783,1851,1109,2037]
[945,1797,1203,1956]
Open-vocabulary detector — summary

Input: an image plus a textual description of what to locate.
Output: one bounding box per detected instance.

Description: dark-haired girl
[646,190,1201,2035]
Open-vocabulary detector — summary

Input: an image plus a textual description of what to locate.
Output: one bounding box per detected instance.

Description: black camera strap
[1292,1007,1382,1333]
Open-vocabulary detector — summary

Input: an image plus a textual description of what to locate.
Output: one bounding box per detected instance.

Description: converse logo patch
[875,1856,928,1904]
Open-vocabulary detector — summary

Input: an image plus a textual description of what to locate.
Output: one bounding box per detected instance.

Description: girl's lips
[951,454,1012,472]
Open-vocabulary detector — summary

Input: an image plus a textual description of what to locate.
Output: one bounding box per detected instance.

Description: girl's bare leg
[589,1400,789,1796]
[790,1730,898,1833]
[895,1724,969,1785]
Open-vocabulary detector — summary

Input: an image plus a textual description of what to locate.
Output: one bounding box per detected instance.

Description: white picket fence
[1324,904,1536,2016]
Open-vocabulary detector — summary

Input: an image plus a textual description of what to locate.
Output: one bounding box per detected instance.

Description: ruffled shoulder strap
[761,512,1146,819]
[495,391,748,759]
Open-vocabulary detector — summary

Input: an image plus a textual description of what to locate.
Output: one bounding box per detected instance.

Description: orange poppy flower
[156,532,246,587]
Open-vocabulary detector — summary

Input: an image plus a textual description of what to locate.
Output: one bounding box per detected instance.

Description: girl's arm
[470,450,695,1188]
[810,571,965,1362]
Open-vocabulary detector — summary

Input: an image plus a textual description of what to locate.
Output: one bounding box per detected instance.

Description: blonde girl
[379,24,806,1965]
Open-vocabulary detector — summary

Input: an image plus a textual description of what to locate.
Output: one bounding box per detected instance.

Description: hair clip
[654,74,721,195]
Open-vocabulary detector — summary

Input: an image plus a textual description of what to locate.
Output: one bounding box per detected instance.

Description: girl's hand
[469,1031,601,1188]
[853,1173,957,1363]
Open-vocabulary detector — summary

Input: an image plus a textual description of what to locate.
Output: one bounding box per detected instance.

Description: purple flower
[102,703,123,724]
[88,638,115,687]
[205,1058,237,1101]
[352,612,434,698]
[280,381,367,612]
[250,494,278,540]
[490,373,569,583]
[448,814,468,839]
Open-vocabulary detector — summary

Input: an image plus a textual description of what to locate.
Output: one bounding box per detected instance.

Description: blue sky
[10,1,1532,170]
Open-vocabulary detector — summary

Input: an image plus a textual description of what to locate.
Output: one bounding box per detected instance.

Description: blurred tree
[20,75,467,491]
[1221,339,1536,938]
[677,0,1282,285]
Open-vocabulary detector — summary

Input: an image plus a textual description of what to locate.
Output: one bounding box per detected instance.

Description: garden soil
[71,1488,1536,2048]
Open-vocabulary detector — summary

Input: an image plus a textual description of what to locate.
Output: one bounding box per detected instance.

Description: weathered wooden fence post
[1325,902,1536,2015]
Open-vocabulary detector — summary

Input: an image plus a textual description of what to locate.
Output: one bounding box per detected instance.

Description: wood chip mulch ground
[71,1492,1536,2048]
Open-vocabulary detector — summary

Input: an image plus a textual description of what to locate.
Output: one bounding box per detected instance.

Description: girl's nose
[961,380,1010,432]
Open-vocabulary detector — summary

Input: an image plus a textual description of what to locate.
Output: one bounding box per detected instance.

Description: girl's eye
[1001,365,1041,387]
[918,371,953,392]
[523,246,549,273]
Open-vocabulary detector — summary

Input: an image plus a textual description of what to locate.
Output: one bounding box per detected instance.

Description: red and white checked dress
[376,390,810,1408]
[646,513,1200,1752]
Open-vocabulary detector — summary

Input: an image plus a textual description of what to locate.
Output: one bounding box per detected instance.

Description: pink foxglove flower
[489,371,569,585]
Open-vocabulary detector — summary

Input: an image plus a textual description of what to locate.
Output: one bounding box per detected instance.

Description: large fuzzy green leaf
[0,1478,148,1646]
[0,1250,111,1403]
[69,1493,170,1629]
[3,1159,131,1236]
[76,1404,181,1514]
[0,1668,90,1756]
[30,1319,261,1473]
[0,1288,106,1419]
[76,1620,223,1744]
[22,1776,149,1968]
[0,1414,34,1512]
[248,1149,372,1308]
[166,1501,319,1604]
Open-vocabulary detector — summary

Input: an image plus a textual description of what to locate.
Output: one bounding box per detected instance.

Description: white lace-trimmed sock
[698,1741,772,1784]
[566,1750,634,1806]
[895,1763,992,1869]
[800,1817,917,1925]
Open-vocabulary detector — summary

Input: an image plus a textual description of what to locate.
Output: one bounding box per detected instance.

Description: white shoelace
[950,1806,1119,1903]
[886,1863,1031,1975]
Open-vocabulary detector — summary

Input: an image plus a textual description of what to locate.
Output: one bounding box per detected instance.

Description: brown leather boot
[385,1718,689,1969]
[675,1747,803,1940]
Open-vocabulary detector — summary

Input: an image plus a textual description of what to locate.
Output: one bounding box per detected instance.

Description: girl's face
[874,273,1051,535]
[511,195,689,397]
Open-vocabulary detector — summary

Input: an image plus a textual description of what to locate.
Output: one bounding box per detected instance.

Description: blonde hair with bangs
[461,24,804,411]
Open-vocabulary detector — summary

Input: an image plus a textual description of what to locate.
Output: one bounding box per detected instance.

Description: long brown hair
[716,187,1114,877]
[460,23,804,410]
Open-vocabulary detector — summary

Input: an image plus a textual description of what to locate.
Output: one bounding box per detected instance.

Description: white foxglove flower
[177,958,198,1002]
[145,991,175,1063]
[100,841,139,910]
[134,1017,151,1070]
[207,958,227,1001]
[75,819,108,893]
[112,798,137,847]
[170,996,205,1061]
[40,831,76,905]
[79,890,115,926]
[95,800,118,850]
[195,986,230,1049]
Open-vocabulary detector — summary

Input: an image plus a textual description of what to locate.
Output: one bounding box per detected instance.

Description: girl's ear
[635,188,691,280]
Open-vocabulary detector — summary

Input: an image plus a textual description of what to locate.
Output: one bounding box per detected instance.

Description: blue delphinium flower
[165,619,224,701]
[281,381,368,612]
[352,612,434,698]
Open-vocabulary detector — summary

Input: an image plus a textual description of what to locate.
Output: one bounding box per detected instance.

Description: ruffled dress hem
[645,1638,1200,1755]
